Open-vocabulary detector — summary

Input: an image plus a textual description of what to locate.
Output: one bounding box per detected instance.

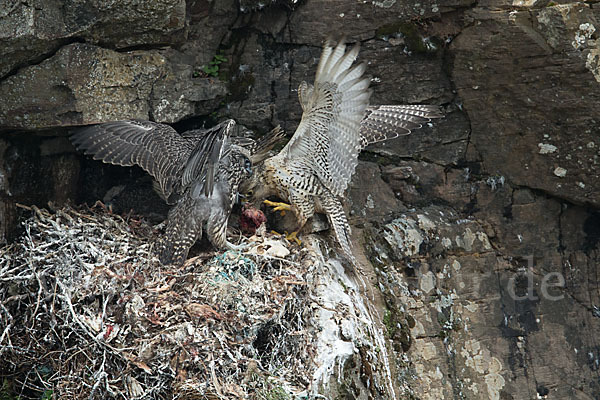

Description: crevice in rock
[557,200,566,255]
[439,136,469,147]
[360,149,445,168]
[583,212,600,254]
[0,37,87,82]
[496,270,535,397]
[564,290,599,315]
[109,42,174,53]
[512,183,596,214]
[169,114,217,132]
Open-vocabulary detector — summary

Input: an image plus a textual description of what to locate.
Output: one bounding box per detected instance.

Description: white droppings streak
[308,240,397,399]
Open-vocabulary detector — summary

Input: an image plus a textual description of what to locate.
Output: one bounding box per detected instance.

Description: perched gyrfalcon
[71,119,283,265]
[243,38,443,262]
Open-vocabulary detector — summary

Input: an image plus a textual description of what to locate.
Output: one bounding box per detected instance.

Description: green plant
[40,390,52,400]
[0,379,20,400]
[258,385,291,400]
[383,309,396,337]
[202,53,228,77]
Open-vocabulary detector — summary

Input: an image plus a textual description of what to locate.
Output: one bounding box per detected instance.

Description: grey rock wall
[0,0,186,78]
[1,0,599,399]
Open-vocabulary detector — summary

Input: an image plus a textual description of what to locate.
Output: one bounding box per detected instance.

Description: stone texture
[0,43,226,129]
[0,0,599,398]
[0,0,186,79]
[452,4,600,206]
[285,0,450,45]
[361,197,600,399]
[366,155,600,398]
[65,0,187,48]
[0,0,66,79]
[149,53,228,123]
[180,0,238,69]
[347,161,405,223]
[0,44,164,128]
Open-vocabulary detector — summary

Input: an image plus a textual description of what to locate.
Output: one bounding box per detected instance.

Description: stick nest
[0,204,317,399]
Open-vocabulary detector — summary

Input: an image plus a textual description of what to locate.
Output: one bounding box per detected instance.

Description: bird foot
[263,199,291,215]
[284,231,302,246]
[269,230,301,246]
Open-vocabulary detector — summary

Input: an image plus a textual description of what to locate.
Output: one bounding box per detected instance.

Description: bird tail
[321,191,356,264]
[250,125,285,164]
[359,105,444,149]
[204,205,229,249]
[155,197,200,265]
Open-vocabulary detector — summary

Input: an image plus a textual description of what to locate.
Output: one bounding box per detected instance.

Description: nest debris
[0,203,317,399]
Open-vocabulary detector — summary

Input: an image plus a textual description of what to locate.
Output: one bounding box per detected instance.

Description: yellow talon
[285,231,302,246]
[269,230,301,245]
[263,199,292,215]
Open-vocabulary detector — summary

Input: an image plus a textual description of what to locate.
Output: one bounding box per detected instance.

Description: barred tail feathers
[321,191,356,264]
[156,198,201,265]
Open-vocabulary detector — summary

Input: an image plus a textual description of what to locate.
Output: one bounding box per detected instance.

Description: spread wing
[71,120,193,200]
[280,39,371,196]
[71,119,236,200]
[359,105,444,149]
[181,119,234,197]
[245,125,285,164]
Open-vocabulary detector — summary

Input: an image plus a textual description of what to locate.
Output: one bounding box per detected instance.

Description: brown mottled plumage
[71,119,283,265]
[244,39,443,263]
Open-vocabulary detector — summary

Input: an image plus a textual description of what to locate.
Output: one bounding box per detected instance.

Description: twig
[89,350,108,400]
[29,270,44,331]
[56,280,121,356]
[0,204,315,398]
[0,324,12,349]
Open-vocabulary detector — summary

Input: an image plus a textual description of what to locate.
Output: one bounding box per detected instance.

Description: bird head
[238,162,273,207]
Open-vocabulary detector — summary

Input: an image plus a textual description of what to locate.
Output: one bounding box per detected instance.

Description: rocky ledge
[1,0,599,399]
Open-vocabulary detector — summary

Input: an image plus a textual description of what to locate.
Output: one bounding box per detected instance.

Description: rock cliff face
[1,0,599,399]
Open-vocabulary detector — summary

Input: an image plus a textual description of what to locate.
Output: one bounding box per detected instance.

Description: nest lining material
[0,204,318,399]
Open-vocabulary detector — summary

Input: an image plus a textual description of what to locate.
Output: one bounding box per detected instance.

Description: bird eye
[244,158,252,175]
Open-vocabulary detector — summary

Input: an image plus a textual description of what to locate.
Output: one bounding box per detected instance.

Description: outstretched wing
[246,126,285,164]
[71,120,193,200]
[359,105,444,149]
[281,39,371,196]
[181,119,234,197]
